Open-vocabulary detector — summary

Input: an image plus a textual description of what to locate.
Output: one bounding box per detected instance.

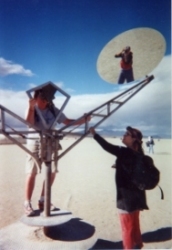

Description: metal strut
[0,105,56,171]
[57,75,154,160]
[0,75,154,162]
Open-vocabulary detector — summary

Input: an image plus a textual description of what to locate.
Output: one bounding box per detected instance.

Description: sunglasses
[124,132,132,137]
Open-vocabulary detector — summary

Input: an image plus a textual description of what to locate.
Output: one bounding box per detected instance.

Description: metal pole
[43,134,52,236]
[44,135,52,217]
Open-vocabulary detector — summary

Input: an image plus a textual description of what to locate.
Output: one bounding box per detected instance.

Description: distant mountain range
[89,127,170,139]
[1,125,171,139]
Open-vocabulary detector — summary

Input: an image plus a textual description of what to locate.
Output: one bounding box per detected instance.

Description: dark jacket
[94,133,149,212]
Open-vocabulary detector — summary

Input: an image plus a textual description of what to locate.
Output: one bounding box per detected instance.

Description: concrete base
[20,209,73,227]
[0,218,97,250]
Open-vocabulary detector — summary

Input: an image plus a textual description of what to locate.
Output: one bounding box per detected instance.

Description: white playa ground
[0,137,171,249]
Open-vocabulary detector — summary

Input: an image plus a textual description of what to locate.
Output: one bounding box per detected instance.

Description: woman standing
[89,126,148,249]
[24,88,90,216]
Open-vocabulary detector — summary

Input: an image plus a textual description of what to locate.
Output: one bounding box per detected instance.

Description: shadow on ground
[89,227,172,249]
[89,239,123,249]
[45,218,95,241]
[142,227,172,243]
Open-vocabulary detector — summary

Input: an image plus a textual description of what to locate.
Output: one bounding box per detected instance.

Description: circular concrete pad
[97,27,166,83]
[20,209,73,227]
[0,219,97,250]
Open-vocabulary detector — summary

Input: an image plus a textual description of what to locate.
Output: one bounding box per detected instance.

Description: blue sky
[0,0,171,138]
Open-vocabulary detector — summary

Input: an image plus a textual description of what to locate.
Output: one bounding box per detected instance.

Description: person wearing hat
[24,87,91,216]
[89,126,148,249]
[115,46,134,84]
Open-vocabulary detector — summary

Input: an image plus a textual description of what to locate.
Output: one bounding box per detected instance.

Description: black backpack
[131,153,160,190]
[118,149,163,199]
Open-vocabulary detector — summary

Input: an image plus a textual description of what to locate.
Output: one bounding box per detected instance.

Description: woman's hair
[126,126,144,154]
[33,89,41,99]
[132,140,144,154]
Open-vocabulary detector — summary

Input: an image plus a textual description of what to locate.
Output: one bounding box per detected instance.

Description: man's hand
[84,114,91,122]
[89,127,96,135]
[29,98,36,111]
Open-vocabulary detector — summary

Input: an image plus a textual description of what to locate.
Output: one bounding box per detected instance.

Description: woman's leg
[126,68,134,82]
[118,70,125,84]
[133,211,143,249]
[25,173,37,201]
[119,210,143,249]
[119,212,135,249]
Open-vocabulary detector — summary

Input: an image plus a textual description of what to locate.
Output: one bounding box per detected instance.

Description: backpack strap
[158,185,164,200]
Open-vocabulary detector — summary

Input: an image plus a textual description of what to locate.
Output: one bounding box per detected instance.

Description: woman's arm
[114,52,123,58]
[89,127,120,156]
[63,115,91,126]
[25,99,36,125]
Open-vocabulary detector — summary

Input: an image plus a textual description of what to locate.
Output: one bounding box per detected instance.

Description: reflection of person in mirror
[115,46,134,84]
[24,88,91,216]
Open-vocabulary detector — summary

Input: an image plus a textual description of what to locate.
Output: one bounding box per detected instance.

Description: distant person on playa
[148,136,155,154]
[115,46,134,84]
[24,87,91,216]
[89,126,148,249]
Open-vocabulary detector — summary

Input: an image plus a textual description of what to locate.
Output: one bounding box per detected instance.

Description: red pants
[119,210,143,249]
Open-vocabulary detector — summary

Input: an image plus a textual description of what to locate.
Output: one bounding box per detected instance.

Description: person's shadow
[42,221,171,249]
[142,227,172,243]
[44,217,95,241]
[89,227,172,249]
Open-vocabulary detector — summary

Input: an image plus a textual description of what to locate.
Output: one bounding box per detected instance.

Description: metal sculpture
[0,75,154,234]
